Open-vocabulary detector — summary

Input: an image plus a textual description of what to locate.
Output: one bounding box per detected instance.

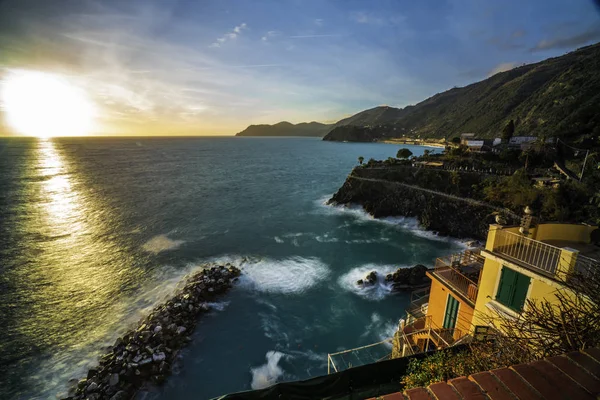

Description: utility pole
[580,149,590,181]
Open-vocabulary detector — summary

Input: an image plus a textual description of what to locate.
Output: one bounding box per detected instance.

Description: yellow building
[395,222,598,358]
[472,223,598,332]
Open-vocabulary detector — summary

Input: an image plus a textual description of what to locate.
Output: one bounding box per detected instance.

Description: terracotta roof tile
[566,351,600,380]
[469,372,514,400]
[491,367,543,400]
[448,377,488,399]
[527,360,594,400]
[429,382,461,400]
[546,355,600,395]
[583,348,600,365]
[405,387,434,400]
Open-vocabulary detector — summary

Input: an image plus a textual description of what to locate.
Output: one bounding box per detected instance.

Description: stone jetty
[63,263,241,400]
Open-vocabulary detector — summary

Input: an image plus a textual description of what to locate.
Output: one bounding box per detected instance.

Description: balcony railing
[491,229,561,276]
[433,252,483,303]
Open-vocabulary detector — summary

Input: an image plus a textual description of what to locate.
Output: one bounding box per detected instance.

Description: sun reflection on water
[16,139,151,396]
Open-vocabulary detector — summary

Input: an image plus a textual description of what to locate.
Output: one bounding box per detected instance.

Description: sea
[0,136,465,399]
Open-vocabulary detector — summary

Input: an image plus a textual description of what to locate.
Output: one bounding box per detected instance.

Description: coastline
[378,140,446,148]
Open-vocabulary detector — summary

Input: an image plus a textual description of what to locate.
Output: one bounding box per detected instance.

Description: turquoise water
[0,137,462,399]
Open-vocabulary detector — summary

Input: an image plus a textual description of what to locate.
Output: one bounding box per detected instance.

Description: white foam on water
[316,196,467,246]
[202,301,230,312]
[274,236,284,243]
[141,234,185,254]
[338,264,409,301]
[250,351,287,390]
[230,256,330,294]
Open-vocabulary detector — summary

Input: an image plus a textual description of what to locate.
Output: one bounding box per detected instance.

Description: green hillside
[324,42,600,142]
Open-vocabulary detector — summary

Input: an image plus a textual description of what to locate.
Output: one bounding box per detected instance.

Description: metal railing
[433,260,480,303]
[491,229,561,275]
[574,254,600,278]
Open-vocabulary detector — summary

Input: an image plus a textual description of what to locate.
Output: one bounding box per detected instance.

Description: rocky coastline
[329,167,518,240]
[357,264,430,291]
[63,264,241,400]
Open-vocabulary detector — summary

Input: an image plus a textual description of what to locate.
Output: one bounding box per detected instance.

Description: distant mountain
[333,105,409,127]
[235,121,332,137]
[324,42,600,142]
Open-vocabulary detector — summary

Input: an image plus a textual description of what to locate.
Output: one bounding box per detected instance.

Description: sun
[1,70,96,138]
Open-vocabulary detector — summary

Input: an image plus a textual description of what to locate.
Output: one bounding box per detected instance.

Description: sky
[0,0,599,136]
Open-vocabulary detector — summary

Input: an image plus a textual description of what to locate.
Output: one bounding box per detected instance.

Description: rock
[365,271,378,284]
[153,325,162,334]
[86,369,97,379]
[86,382,99,393]
[139,358,152,366]
[110,391,127,400]
[152,352,166,362]
[109,373,119,386]
[356,279,364,285]
[176,326,186,335]
[87,394,101,400]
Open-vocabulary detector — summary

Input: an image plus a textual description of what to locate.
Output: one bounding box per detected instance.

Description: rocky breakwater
[357,264,429,291]
[63,264,241,400]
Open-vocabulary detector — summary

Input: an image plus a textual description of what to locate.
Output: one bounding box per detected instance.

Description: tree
[451,137,461,145]
[423,149,431,158]
[397,148,413,159]
[358,156,364,165]
[502,119,515,143]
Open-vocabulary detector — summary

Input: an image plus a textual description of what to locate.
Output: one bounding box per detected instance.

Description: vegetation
[324,42,600,142]
[358,156,364,165]
[451,137,461,145]
[501,119,515,143]
[236,121,332,137]
[397,148,413,159]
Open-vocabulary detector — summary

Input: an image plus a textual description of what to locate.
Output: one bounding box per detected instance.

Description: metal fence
[492,229,561,275]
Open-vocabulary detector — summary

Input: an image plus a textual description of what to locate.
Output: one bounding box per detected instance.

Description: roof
[368,347,600,400]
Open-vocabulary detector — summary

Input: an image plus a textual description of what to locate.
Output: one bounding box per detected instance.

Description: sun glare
[1,70,96,138]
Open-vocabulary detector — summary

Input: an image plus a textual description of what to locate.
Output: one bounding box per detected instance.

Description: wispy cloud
[261,30,278,42]
[531,25,600,52]
[314,18,323,27]
[351,11,384,25]
[488,62,517,76]
[289,34,343,39]
[210,23,247,48]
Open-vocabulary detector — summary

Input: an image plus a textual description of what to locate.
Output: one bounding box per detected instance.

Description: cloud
[488,62,517,76]
[531,26,600,52]
[289,34,342,39]
[351,11,384,25]
[511,29,526,38]
[314,18,323,27]
[261,30,278,42]
[210,23,247,48]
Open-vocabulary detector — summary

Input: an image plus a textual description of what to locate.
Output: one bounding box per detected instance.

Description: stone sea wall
[63,264,241,400]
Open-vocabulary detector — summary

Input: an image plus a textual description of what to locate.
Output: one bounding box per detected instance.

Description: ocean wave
[338,264,408,301]
[274,236,284,243]
[141,234,185,254]
[316,196,468,245]
[360,313,398,347]
[250,351,287,390]
[209,255,330,294]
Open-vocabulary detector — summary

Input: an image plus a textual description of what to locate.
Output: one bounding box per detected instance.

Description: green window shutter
[443,295,459,329]
[510,272,531,311]
[496,267,516,306]
[496,266,530,312]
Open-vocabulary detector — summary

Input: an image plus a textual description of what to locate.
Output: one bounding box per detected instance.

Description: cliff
[329,166,519,239]
[235,121,332,137]
[323,42,600,142]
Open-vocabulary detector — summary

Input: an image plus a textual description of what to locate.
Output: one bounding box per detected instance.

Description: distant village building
[460,133,476,145]
[464,138,493,152]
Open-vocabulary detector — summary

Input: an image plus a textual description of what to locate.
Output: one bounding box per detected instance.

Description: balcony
[490,229,561,276]
[393,316,464,358]
[430,251,484,304]
[405,287,429,324]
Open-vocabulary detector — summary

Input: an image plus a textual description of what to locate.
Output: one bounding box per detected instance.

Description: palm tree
[358,156,364,165]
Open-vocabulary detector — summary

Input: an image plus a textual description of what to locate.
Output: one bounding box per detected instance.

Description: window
[496,266,530,311]
[443,294,459,329]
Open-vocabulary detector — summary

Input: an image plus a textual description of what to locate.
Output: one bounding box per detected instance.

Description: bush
[397,148,413,159]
